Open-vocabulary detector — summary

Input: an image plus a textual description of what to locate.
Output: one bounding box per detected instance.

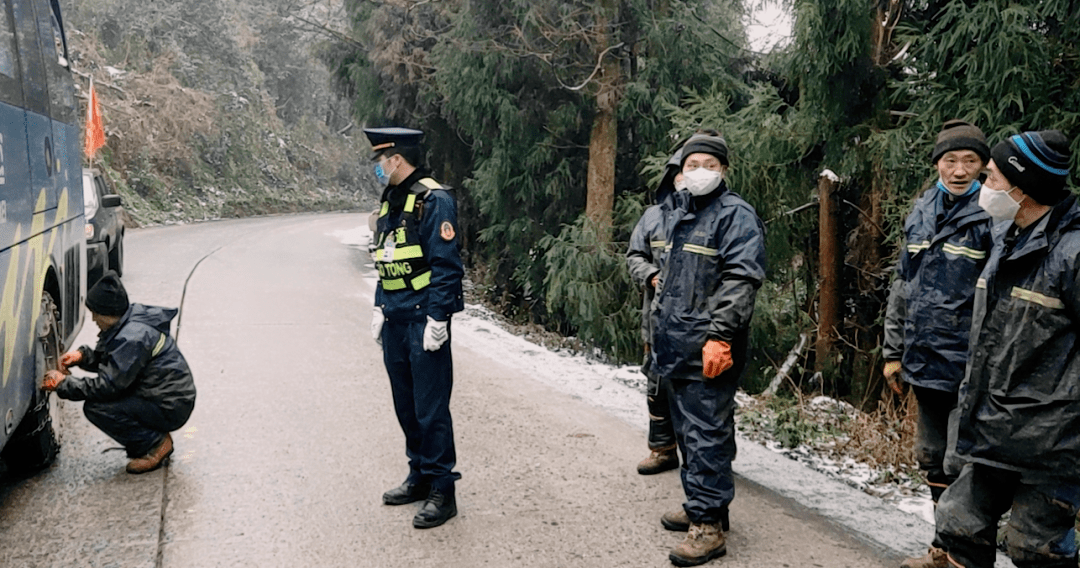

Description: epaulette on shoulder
[417,177,449,191]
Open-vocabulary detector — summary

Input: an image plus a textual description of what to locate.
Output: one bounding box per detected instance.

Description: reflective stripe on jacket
[650,184,766,380]
[883,188,992,392]
[56,304,196,422]
[374,173,464,322]
[955,195,1080,480]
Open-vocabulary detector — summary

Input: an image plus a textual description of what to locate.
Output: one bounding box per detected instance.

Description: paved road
[0,213,898,567]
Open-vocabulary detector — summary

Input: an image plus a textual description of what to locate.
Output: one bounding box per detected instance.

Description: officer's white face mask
[683,167,723,196]
[978,184,1024,223]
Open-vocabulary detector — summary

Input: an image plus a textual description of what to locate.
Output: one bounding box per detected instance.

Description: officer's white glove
[371,307,384,346]
[423,316,448,352]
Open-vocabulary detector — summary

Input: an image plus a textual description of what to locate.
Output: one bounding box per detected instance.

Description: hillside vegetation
[59,0,378,226]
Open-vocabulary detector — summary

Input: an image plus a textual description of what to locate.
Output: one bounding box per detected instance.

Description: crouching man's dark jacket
[955,195,1080,481]
[57,304,196,423]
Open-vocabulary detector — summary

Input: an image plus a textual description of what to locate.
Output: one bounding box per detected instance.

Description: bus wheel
[1,293,63,472]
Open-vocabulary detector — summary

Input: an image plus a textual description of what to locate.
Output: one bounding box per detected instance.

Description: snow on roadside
[333,223,935,526]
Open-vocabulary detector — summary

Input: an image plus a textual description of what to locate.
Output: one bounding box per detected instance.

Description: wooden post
[816,170,841,373]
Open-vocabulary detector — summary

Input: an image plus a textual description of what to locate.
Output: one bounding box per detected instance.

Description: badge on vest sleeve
[440,221,456,241]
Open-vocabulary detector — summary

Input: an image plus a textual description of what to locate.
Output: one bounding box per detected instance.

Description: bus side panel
[0,100,32,251]
[54,120,80,342]
[0,234,41,449]
[10,0,52,215]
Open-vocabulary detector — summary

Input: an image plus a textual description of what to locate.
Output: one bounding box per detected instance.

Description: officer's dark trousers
[934,463,1080,568]
[642,346,675,449]
[666,374,737,525]
[912,385,960,501]
[83,397,190,458]
[382,318,460,494]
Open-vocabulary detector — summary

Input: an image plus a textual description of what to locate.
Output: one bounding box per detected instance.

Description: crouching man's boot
[669,522,726,567]
[900,547,949,568]
[638,444,679,475]
[413,488,457,529]
[127,433,173,474]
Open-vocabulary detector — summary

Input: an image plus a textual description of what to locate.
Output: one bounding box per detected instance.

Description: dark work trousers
[382,318,460,494]
[642,346,676,450]
[666,374,738,525]
[912,385,960,501]
[935,463,1080,568]
[83,397,191,457]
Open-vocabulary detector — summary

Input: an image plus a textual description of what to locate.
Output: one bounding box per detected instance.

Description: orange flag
[84,78,105,158]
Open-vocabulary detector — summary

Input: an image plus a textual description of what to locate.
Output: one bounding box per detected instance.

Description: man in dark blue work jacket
[883,120,992,510]
[650,134,766,567]
[904,130,1080,568]
[626,148,683,476]
[364,127,465,529]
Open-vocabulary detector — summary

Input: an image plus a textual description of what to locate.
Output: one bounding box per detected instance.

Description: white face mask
[683,168,722,196]
[978,185,1024,223]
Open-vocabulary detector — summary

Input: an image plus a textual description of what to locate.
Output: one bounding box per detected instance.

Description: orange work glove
[702,340,733,379]
[59,350,83,370]
[883,360,903,395]
[42,370,65,391]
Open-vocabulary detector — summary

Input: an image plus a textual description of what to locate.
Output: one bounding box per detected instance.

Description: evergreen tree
[339,0,747,362]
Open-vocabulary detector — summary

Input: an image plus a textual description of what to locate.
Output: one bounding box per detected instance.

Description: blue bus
[0,0,84,472]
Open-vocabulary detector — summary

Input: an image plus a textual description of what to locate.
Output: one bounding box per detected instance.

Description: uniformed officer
[364,127,465,529]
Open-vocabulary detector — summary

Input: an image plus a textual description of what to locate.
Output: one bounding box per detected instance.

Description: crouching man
[42,272,196,474]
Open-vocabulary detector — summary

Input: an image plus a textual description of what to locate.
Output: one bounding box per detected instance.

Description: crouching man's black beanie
[86,271,130,316]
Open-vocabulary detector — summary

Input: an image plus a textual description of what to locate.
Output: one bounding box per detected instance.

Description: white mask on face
[978,185,1024,223]
[683,168,723,196]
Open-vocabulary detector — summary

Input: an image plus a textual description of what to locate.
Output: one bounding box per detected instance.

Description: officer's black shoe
[412,489,457,529]
[382,482,430,506]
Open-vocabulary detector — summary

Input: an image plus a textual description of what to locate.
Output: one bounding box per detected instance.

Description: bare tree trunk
[816,170,841,373]
[584,0,619,237]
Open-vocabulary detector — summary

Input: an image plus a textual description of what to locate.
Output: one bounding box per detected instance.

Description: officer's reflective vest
[374,188,433,292]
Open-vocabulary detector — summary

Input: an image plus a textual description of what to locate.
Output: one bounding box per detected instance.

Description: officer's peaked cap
[364,127,424,160]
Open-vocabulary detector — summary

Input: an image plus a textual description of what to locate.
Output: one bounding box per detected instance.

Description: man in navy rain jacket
[904,130,1080,568]
[650,134,766,567]
[43,271,195,474]
[883,120,993,516]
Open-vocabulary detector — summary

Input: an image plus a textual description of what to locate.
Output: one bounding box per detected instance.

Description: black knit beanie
[86,271,130,316]
[680,135,728,167]
[991,130,1072,206]
[931,120,990,164]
